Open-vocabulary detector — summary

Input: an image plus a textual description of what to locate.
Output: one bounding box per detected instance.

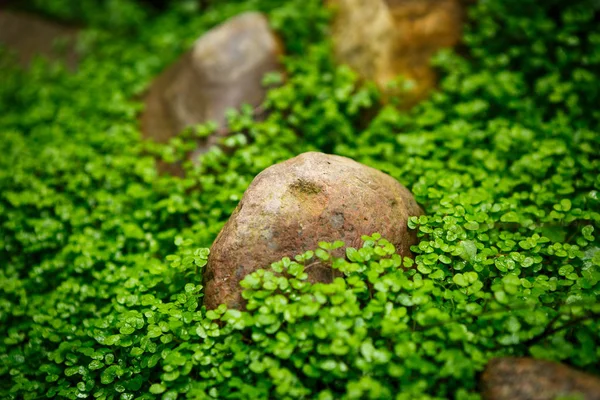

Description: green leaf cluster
[1,0,599,399]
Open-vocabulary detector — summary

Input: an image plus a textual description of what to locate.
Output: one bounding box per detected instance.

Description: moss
[290,178,323,196]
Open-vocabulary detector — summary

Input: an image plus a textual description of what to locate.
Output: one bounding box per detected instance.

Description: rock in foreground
[204,152,423,309]
[328,0,463,106]
[140,11,282,145]
[481,357,600,400]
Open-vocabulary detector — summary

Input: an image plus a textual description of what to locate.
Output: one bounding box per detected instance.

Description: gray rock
[140,11,282,147]
[203,152,423,309]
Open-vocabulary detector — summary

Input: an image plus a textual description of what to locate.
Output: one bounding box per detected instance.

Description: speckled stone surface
[203,152,424,309]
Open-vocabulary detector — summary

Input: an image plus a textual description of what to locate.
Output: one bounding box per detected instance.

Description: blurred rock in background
[0,10,79,70]
[327,0,464,107]
[481,357,600,400]
[140,11,283,147]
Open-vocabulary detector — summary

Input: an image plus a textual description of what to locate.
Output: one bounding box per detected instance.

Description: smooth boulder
[140,11,282,146]
[327,0,464,107]
[204,152,423,309]
[481,357,600,400]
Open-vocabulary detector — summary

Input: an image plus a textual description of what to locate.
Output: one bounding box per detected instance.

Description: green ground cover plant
[1,0,599,399]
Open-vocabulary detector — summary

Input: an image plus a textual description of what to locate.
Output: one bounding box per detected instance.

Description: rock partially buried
[204,152,423,309]
[327,0,464,107]
[0,11,79,70]
[140,11,282,146]
[481,357,600,400]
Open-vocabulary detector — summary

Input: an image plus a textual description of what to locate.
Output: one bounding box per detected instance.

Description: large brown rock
[140,11,282,145]
[327,0,464,107]
[0,11,79,70]
[481,357,600,400]
[204,152,423,309]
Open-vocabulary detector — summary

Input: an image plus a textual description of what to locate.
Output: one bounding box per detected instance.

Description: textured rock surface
[140,11,282,145]
[328,0,463,106]
[0,11,79,70]
[481,357,600,400]
[204,152,423,309]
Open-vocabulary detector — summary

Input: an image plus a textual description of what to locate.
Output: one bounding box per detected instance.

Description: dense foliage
[1,0,599,399]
